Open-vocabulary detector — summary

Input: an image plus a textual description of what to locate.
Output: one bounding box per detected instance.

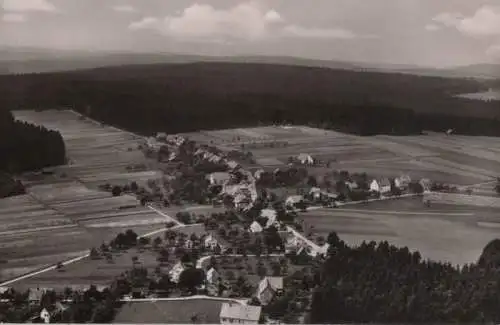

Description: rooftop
[220,302,262,322]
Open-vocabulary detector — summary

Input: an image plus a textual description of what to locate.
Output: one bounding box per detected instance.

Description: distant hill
[1,47,498,80]
[446,64,500,80]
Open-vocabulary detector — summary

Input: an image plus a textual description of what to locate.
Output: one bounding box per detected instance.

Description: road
[146,204,184,227]
[330,208,474,217]
[120,295,248,305]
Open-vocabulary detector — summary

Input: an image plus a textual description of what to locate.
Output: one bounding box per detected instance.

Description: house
[369,180,380,193]
[156,132,167,141]
[309,187,322,200]
[184,238,194,249]
[284,232,301,253]
[250,221,264,233]
[29,288,51,303]
[40,308,50,323]
[395,175,412,189]
[297,153,314,165]
[378,178,391,194]
[254,169,265,180]
[256,277,284,305]
[419,178,432,192]
[227,160,240,170]
[220,302,262,325]
[169,262,186,283]
[206,267,220,285]
[260,209,278,228]
[345,181,359,191]
[285,195,304,208]
[204,234,219,250]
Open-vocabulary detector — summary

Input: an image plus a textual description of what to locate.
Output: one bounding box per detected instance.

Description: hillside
[0,62,499,137]
[1,48,499,80]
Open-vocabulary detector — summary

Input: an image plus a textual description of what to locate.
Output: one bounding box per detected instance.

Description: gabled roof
[250,221,263,233]
[29,288,52,301]
[286,195,303,205]
[297,153,313,162]
[309,187,321,194]
[378,178,391,187]
[260,209,278,228]
[206,267,219,282]
[257,276,284,296]
[220,303,262,322]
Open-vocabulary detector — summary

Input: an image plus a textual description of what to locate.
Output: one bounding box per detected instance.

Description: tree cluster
[310,233,500,323]
[0,110,65,197]
[2,62,500,137]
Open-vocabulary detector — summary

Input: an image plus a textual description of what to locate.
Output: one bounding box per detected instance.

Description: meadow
[300,197,500,265]
[179,126,500,185]
[11,247,165,292]
[0,110,212,284]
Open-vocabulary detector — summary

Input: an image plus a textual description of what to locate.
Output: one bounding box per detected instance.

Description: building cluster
[218,276,284,324]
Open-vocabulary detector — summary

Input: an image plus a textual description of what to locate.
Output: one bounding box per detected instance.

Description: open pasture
[179,125,499,186]
[114,299,226,324]
[12,247,166,292]
[13,110,156,187]
[301,197,500,265]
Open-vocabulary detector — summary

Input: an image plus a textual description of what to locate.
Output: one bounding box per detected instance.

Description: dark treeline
[0,109,66,197]
[311,234,500,323]
[0,62,499,136]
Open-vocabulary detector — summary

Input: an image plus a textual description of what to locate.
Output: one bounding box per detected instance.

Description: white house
[28,288,51,303]
[297,153,314,165]
[419,178,432,192]
[207,172,232,186]
[206,267,220,285]
[250,221,264,233]
[285,195,304,208]
[395,175,411,189]
[156,132,167,141]
[227,160,240,170]
[220,302,262,325]
[254,169,265,180]
[184,238,194,249]
[260,209,278,228]
[369,180,380,192]
[256,277,284,305]
[378,178,392,194]
[345,181,359,191]
[204,234,219,250]
[169,262,185,283]
[309,187,322,200]
[40,308,50,324]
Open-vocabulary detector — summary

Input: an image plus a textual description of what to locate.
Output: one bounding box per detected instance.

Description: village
[2,110,500,324]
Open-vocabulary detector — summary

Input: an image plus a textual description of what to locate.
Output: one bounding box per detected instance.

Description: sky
[1,0,500,67]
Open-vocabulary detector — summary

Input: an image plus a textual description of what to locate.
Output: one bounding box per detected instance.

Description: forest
[310,234,500,323]
[0,109,66,197]
[1,62,500,136]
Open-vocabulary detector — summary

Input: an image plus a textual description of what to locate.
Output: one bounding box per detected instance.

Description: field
[300,197,500,265]
[179,126,500,185]
[5,110,500,285]
[11,247,166,292]
[0,110,218,284]
[114,299,226,323]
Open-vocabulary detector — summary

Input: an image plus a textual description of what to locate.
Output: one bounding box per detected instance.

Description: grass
[113,299,225,324]
[12,247,168,292]
[299,197,500,265]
